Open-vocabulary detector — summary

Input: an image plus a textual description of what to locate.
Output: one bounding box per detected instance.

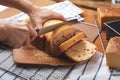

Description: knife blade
[34,21,66,35]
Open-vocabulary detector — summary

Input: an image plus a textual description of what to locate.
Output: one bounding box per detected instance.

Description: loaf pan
[104,19,120,40]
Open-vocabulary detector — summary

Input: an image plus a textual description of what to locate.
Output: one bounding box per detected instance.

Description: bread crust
[59,32,86,53]
[106,36,120,70]
[106,36,120,54]
[50,25,77,56]
[43,20,63,53]
[97,6,120,28]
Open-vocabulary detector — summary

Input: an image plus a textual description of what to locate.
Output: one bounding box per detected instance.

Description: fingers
[52,12,66,21]
[0,22,37,49]
[31,19,42,29]
[45,12,66,22]
[27,24,37,42]
[41,8,66,21]
[23,34,30,46]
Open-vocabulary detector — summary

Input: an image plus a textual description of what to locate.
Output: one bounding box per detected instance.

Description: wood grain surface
[0,0,108,65]
[71,0,112,10]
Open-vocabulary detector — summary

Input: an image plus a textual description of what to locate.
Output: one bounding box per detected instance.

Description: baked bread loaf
[43,20,63,53]
[106,36,120,70]
[65,40,97,62]
[59,32,86,53]
[97,6,120,28]
[24,19,97,64]
[43,19,82,56]
[50,25,78,56]
[47,25,79,56]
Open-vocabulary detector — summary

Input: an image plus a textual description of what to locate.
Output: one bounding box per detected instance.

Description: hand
[28,7,66,29]
[0,21,37,49]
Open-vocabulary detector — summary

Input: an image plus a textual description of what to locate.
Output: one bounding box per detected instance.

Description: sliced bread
[43,20,64,53]
[49,25,78,56]
[65,40,97,62]
[43,19,78,56]
[59,32,86,53]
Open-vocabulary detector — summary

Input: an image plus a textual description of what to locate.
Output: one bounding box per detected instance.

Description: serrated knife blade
[35,22,66,35]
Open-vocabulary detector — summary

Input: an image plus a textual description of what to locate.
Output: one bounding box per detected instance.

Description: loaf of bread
[97,6,120,28]
[59,32,86,53]
[43,19,85,56]
[43,20,63,53]
[46,24,79,56]
[106,36,120,70]
[65,40,97,62]
[24,19,97,64]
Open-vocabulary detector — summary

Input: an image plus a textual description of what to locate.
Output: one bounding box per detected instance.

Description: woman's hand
[0,21,37,49]
[28,7,66,29]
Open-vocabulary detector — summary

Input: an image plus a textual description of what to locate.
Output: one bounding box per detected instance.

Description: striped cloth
[0,49,120,80]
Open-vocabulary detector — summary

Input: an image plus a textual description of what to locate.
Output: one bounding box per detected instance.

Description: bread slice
[106,36,120,70]
[59,32,86,53]
[65,40,97,62]
[97,6,120,28]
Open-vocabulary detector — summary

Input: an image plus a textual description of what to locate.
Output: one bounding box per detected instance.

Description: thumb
[27,24,38,42]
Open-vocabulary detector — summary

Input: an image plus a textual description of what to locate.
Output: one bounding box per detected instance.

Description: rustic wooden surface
[70,0,112,10]
[0,0,107,53]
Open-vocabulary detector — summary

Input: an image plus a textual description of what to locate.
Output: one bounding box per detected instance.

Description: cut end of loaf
[49,25,77,56]
[58,32,86,53]
[97,6,120,28]
[65,40,97,62]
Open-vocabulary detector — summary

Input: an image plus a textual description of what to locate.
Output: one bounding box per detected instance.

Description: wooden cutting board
[71,0,112,10]
[13,22,100,66]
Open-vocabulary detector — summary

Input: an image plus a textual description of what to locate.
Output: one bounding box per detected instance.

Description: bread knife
[35,22,66,35]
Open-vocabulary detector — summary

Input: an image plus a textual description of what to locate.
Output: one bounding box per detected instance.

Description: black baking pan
[104,19,120,40]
